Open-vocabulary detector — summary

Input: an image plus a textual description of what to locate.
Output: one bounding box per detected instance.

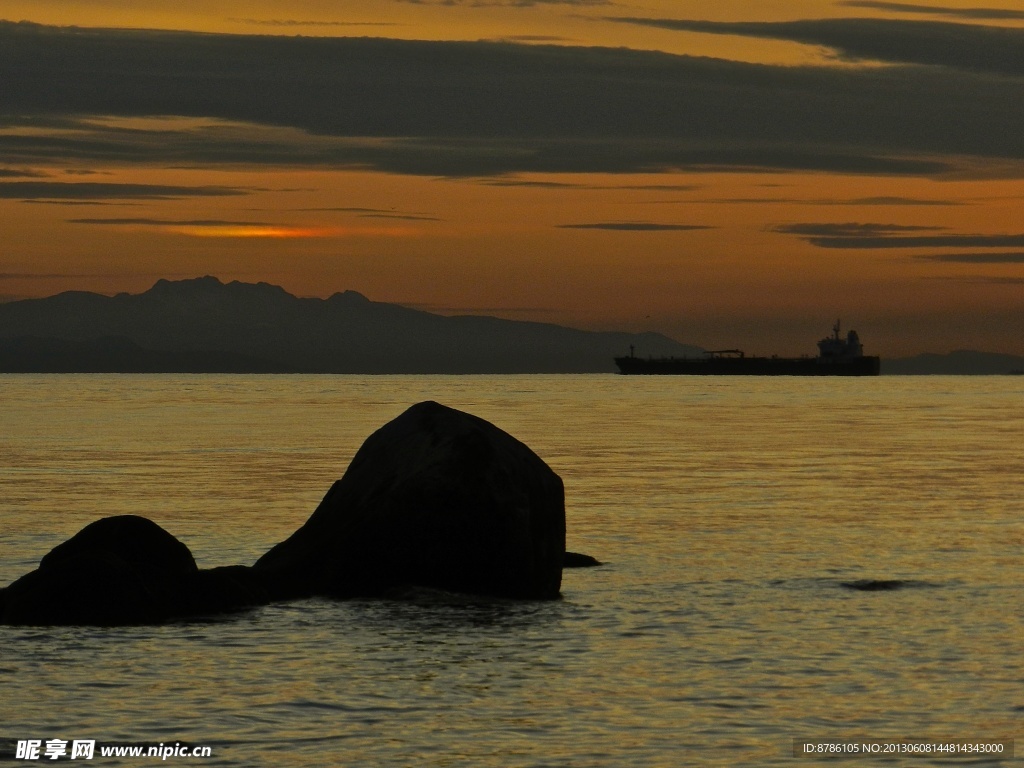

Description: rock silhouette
[0,402,580,625]
[255,401,566,600]
[0,516,265,625]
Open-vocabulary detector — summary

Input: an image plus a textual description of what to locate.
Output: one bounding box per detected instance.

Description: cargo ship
[615,321,881,376]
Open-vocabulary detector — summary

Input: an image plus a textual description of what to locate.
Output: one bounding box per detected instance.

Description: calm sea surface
[0,374,1021,766]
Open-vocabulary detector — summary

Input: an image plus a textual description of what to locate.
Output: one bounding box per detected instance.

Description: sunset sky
[2,1,1024,356]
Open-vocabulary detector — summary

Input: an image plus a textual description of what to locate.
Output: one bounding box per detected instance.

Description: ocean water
[0,374,1021,766]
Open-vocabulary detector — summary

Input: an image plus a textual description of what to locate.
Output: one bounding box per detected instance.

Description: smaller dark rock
[39,515,197,578]
[2,552,167,626]
[564,551,602,568]
[0,515,266,626]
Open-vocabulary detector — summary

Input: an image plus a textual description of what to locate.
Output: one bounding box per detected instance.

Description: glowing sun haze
[2,0,1024,356]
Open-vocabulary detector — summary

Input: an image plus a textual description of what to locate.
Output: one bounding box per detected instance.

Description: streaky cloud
[228,18,401,27]
[916,252,1024,262]
[486,35,574,43]
[925,274,1024,284]
[556,222,712,231]
[0,167,47,179]
[774,222,941,235]
[293,206,439,220]
[476,178,702,190]
[1,22,1023,178]
[837,1,1024,20]
[477,179,585,188]
[296,206,399,212]
[20,199,136,207]
[606,16,1024,76]
[398,0,609,6]
[773,221,1024,248]
[841,195,965,206]
[356,213,442,221]
[702,195,962,205]
[612,184,704,191]
[0,123,960,178]
[0,181,250,200]
[67,218,261,226]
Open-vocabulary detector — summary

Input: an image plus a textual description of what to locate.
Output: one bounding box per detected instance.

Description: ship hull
[614,355,881,376]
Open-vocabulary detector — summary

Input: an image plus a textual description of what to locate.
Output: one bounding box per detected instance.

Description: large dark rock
[0,515,265,625]
[255,401,565,599]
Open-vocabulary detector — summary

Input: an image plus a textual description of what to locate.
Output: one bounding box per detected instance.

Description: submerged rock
[564,551,602,568]
[0,515,264,626]
[840,579,907,592]
[255,401,566,600]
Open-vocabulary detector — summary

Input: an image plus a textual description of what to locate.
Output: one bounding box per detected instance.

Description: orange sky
[2,0,1024,356]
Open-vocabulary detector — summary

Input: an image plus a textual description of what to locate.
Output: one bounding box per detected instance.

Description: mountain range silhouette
[0,276,700,373]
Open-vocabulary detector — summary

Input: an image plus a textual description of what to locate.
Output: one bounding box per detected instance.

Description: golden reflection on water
[0,374,1022,766]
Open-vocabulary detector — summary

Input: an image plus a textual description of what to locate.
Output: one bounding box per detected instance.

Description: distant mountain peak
[143,275,293,303]
[328,289,371,304]
[146,275,224,295]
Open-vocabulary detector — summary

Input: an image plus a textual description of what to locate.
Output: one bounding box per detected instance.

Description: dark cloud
[486,35,574,43]
[837,2,1024,21]
[0,167,47,179]
[924,274,1024,284]
[0,180,250,200]
[398,0,608,6]
[774,222,941,235]
[297,206,393,212]
[607,16,1024,76]
[701,195,962,205]
[614,184,704,191]
[292,206,438,220]
[20,199,140,207]
[0,123,961,178]
[228,18,400,27]
[773,222,1024,248]
[299,206,407,213]
[357,213,441,221]
[2,21,1024,177]
[839,196,964,206]
[66,218,259,226]
[556,222,712,231]
[916,252,1024,262]
[476,178,703,190]
[477,179,585,188]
